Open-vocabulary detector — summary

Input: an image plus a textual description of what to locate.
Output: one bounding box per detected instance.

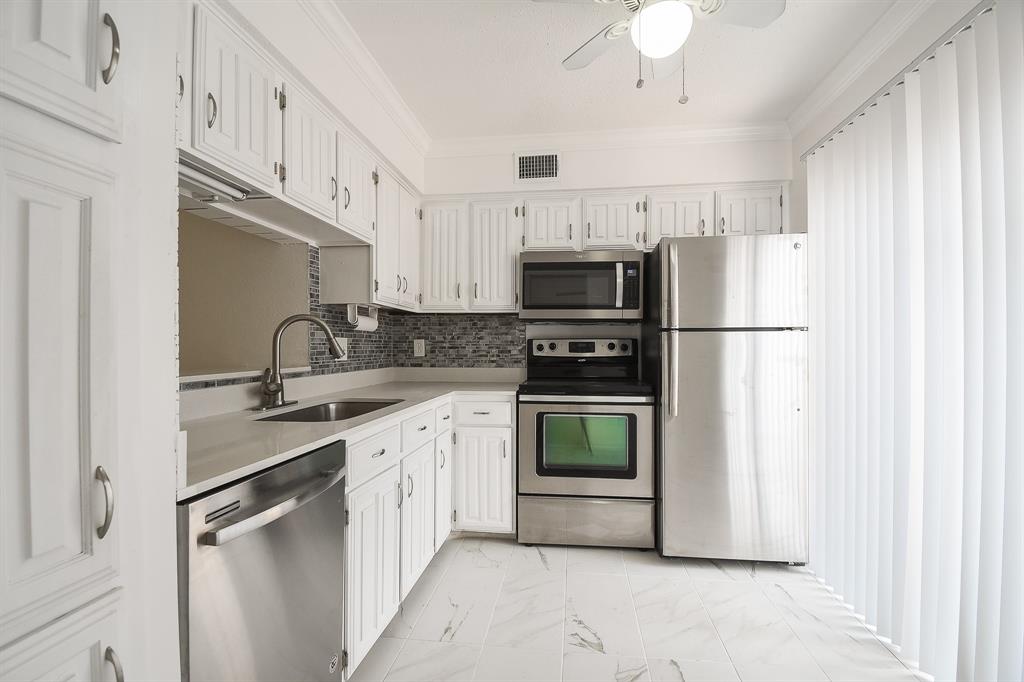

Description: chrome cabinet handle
[101,14,120,85]
[475,282,479,299]
[343,186,350,209]
[402,276,408,293]
[397,482,402,508]
[442,415,450,421]
[720,217,726,234]
[330,177,337,200]
[569,223,573,241]
[636,201,640,212]
[502,440,507,459]
[105,646,125,682]
[700,218,705,236]
[635,231,640,244]
[396,274,401,291]
[417,425,427,432]
[176,74,184,104]
[456,282,461,299]
[206,93,217,128]
[95,466,114,539]
[440,449,446,469]
[371,448,386,458]
[587,222,591,239]
[473,411,490,415]
[407,474,414,497]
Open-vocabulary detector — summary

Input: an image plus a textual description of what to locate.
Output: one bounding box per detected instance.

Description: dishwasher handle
[200,468,345,546]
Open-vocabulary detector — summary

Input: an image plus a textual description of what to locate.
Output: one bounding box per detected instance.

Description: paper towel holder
[346,304,378,326]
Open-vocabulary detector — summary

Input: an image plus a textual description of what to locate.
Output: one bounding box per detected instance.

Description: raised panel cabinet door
[453,427,514,533]
[0,0,123,141]
[421,203,467,310]
[0,134,120,642]
[374,169,401,305]
[192,6,279,189]
[337,132,375,240]
[400,442,435,598]
[583,194,644,249]
[646,192,713,247]
[719,195,747,236]
[434,433,453,550]
[524,198,579,250]
[715,187,783,236]
[398,187,420,309]
[282,85,337,220]
[345,466,401,672]
[470,202,520,311]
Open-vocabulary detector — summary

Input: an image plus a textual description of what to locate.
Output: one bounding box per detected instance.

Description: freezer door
[659,234,807,329]
[659,330,807,562]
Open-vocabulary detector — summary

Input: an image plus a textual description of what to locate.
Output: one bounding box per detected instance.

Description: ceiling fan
[544,0,786,99]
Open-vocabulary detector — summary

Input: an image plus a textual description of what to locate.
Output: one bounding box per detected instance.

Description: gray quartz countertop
[178,381,518,501]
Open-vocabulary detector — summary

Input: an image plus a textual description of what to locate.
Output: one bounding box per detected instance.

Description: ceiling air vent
[515,152,560,184]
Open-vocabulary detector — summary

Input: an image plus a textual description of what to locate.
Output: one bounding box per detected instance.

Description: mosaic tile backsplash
[179,246,525,390]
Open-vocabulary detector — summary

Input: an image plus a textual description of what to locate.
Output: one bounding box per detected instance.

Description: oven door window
[536,413,637,479]
[521,263,618,309]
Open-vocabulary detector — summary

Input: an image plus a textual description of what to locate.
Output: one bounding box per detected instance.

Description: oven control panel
[530,339,634,357]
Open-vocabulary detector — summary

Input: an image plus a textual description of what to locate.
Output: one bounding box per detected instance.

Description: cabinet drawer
[348,426,402,488]
[401,409,436,452]
[435,402,453,431]
[455,401,513,426]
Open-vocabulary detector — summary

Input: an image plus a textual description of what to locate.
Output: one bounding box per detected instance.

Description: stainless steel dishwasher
[178,441,346,682]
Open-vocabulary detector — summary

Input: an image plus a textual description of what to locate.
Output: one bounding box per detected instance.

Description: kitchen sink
[259,399,402,422]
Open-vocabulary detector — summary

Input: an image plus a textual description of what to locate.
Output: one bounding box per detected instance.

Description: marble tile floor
[349,537,920,682]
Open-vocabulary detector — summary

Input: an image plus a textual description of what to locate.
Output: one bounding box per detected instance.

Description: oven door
[520,260,632,320]
[517,399,654,498]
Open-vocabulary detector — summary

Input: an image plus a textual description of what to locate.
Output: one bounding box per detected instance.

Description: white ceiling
[336,0,894,141]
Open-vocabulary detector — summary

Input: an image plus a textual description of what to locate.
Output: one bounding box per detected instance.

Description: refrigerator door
[659,329,807,562]
[658,234,807,329]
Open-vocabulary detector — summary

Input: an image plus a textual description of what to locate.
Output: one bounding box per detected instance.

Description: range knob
[620,342,629,351]
[607,342,616,351]
[548,342,557,351]
[535,343,544,352]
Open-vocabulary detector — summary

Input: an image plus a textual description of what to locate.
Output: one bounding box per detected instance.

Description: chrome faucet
[260,314,345,410]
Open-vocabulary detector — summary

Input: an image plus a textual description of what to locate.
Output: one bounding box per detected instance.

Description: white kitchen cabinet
[375,169,401,305]
[434,432,453,550]
[583,194,646,250]
[646,191,714,247]
[282,84,337,221]
[421,202,468,311]
[336,131,375,241]
[192,5,280,190]
[0,0,124,141]
[716,185,783,236]
[453,427,514,533]
[470,201,521,311]
[398,187,421,309]
[346,465,402,672]
[524,197,580,251]
[400,442,435,597]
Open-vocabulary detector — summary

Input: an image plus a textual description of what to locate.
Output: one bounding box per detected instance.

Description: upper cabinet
[421,203,468,311]
[337,131,376,241]
[398,186,421,308]
[192,6,280,189]
[524,197,580,251]
[715,185,784,236]
[375,169,402,305]
[0,0,124,141]
[646,191,714,247]
[583,194,646,250]
[470,201,522,311]
[282,84,337,221]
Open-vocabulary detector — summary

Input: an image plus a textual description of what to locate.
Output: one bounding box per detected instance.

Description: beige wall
[179,212,309,376]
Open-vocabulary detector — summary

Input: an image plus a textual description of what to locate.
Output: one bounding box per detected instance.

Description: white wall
[788,0,977,232]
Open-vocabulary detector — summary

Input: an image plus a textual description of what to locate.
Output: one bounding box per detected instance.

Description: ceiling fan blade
[562,18,632,70]
[640,45,687,81]
[704,0,786,28]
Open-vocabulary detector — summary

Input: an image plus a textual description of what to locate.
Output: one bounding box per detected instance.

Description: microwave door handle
[200,468,345,546]
[615,262,623,308]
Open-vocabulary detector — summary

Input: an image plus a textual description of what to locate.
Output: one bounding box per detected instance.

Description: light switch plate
[413,339,426,357]
[335,337,348,361]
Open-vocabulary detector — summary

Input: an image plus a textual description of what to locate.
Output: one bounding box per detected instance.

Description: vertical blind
[805,2,1022,681]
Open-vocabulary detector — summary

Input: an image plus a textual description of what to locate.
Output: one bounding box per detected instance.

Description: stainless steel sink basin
[259,399,402,422]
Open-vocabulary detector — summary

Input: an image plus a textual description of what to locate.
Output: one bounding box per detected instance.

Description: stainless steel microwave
[519,250,644,320]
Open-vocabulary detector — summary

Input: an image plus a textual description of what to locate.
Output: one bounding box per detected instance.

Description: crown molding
[787,0,934,137]
[426,122,792,159]
[297,0,432,157]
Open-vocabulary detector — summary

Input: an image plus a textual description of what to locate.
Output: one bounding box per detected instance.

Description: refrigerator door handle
[670,333,679,417]
[615,262,624,308]
[667,241,678,328]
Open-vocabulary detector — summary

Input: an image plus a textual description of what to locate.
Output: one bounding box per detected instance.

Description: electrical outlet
[335,337,348,361]
[413,339,426,357]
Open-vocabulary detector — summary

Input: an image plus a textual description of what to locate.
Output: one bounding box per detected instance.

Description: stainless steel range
[517,337,655,548]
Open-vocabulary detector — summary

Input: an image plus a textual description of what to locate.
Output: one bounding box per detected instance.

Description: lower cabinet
[399,442,435,599]
[346,465,401,672]
[434,431,453,550]
[453,427,514,533]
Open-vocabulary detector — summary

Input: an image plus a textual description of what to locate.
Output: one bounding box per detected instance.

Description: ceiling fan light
[629,1,694,59]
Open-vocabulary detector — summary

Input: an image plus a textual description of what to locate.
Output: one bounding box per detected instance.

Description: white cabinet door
[524,197,579,251]
[646,191,714,247]
[421,202,468,311]
[583,194,645,250]
[346,466,401,672]
[374,169,401,305]
[0,0,123,141]
[400,442,435,598]
[0,135,120,641]
[398,187,420,309]
[454,427,514,533]
[470,202,520,311]
[282,84,337,220]
[336,131,375,240]
[434,432,453,550]
[192,6,279,189]
[716,186,783,236]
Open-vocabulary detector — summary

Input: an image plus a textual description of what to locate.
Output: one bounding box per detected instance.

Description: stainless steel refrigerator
[643,234,808,563]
